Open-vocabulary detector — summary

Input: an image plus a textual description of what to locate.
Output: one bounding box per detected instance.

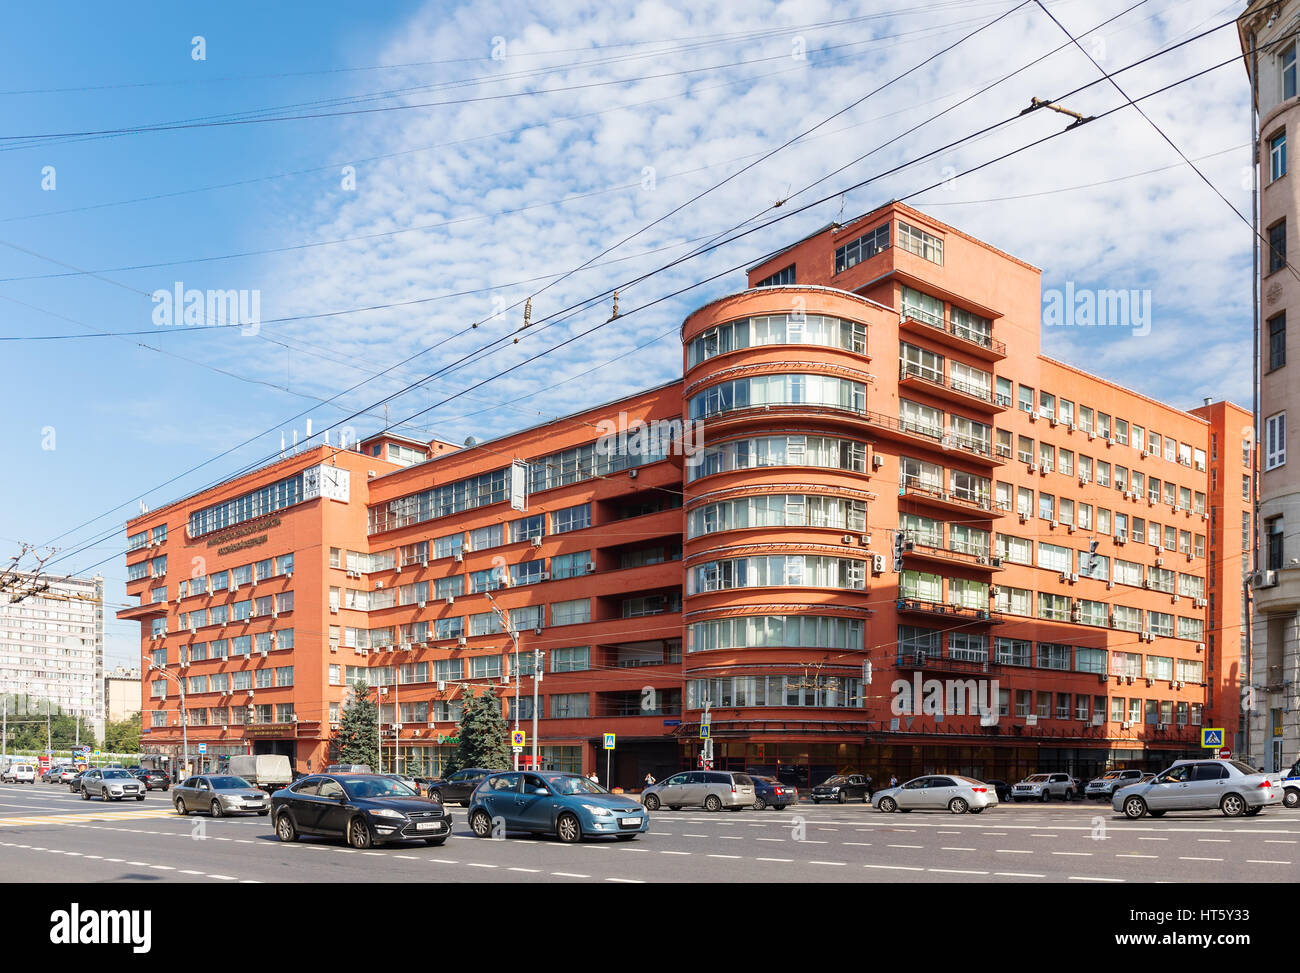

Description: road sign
[198,744,208,754]
[699,725,710,739]
[1200,728,1225,749]
[1218,748,1231,759]
[511,730,526,748]
[93,750,101,757]
[512,746,523,754]
[603,732,616,750]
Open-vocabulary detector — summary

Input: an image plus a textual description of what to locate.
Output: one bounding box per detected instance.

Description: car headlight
[830,787,840,792]
[369,808,406,820]
[581,804,613,817]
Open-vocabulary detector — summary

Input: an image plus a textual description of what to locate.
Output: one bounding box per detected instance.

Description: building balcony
[116,601,169,621]
[899,312,1007,361]
[898,481,1010,517]
[894,597,1003,624]
[899,539,1004,573]
[863,413,1003,467]
[898,363,1003,415]
[894,649,998,676]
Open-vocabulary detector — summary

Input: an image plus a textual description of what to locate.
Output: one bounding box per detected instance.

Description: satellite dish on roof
[464,437,477,447]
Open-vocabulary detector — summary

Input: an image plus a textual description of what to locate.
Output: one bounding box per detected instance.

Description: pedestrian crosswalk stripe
[0,809,180,827]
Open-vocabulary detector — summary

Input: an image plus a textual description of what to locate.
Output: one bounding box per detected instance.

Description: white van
[2,763,37,784]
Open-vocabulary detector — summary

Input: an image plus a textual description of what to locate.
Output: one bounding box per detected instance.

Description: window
[1114,419,1129,446]
[551,646,590,673]
[551,551,591,580]
[1269,313,1287,371]
[551,503,591,534]
[1038,391,1055,419]
[469,612,503,636]
[900,342,944,383]
[1270,219,1287,274]
[755,263,796,287]
[1037,643,1070,671]
[1267,516,1284,571]
[995,585,1032,617]
[688,374,867,420]
[510,514,545,544]
[897,221,943,264]
[1037,592,1071,622]
[551,599,591,626]
[1266,412,1287,469]
[1018,385,1034,414]
[550,693,590,719]
[468,654,503,679]
[900,285,944,327]
[1079,406,1093,434]
[834,223,890,273]
[995,638,1031,667]
[1285,44,1297,101]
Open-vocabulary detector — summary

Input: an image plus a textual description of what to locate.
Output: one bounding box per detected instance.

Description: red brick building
[121,202,1250,788]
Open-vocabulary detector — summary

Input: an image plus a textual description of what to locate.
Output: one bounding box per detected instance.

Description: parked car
[420,767,495,806]
[1011,773,1076,802]
[173,775,270,817]
[1114,759,1282,819]
[1,763,36,784]
[41,765,67,783]
[58,766,81,784]
[271,773,450,848]
[68,771,87,793]
[1084,769,1147,801]
[468,771,648,843]
[130,768,170,791]
[873,775,999,814]
[640,770,756,811]
[325,764,373,774]
[80,767,145,801]
[748,775,797,810]
[984,779,1013,802]
[811,774,871,804]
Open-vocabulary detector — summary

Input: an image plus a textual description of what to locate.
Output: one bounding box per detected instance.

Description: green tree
[103,714,141,754]
[451,687,511,773]
[331,682,378,769]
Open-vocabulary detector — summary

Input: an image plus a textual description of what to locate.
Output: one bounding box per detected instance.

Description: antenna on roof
[280,432,286,457]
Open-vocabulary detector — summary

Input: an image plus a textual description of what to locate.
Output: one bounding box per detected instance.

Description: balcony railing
[895,597,1003,624]
[900,311,1008,357]
[868,412,998,464]
[899,361,997,406]
[895,650,995,675]
[899,480,1005,514]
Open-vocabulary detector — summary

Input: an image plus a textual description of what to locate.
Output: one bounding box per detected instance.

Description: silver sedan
[872,775,999,814]
[173,774,271,817]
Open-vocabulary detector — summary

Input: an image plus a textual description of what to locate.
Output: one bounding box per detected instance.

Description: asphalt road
[2,782,1299,883]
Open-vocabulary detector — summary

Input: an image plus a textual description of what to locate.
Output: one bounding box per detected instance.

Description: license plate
[620,817,641,826]
[416,821,441,831]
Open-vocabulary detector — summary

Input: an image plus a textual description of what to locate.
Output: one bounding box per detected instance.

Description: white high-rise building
[0,571,106,735]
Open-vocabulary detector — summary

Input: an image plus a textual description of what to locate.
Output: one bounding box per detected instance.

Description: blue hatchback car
[467,771,650,843]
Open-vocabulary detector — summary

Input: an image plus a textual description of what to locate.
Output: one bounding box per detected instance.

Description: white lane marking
[755,837,785,842]
[887,844,923,849]
[1069,876,1124,883]
[809,860,846,866]
[1246,859,1292,865]
[1178,857,1224,862]
[467,863,497,869]
[995,872,1046,878]
[1198,838,1231,843]
[1116,854,1158,859]
[393,855,418,860]
[707,854,741,860]
[428,859,458,864]
[756,857,793,863]
[941,847,976,852]
[1137,837,1168,841]
[929,868,988,875]
[508,867,541,873]
[180,869,203,875]
[863,863,924,872]
[844,841,872,847]
[551,872,589,878]
[207,874,238,881]
[606,878,644,883]
[996,849,1033,854]
[1265,840,1298,844]
[660,850,690,856]
[1052,851,1092,857]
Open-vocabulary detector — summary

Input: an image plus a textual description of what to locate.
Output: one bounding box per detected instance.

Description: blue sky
[0,0,1257,668]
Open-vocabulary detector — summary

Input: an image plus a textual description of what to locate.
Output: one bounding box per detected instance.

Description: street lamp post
[147,662,187,780]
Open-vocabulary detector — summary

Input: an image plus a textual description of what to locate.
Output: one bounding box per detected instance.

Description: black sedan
[749,775,797,810]
[131,768,170,791]
[984,779,1013,802]
[67,771,87,793]
[271,773,451,850]
[418,767,495,806]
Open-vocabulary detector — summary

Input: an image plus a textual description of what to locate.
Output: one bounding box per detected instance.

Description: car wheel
[81,788,90,801]
[161,784,169,792]
[1244,805,1263,816]
[174,797,187,815]
[879,797,897,813]
[948,797,969,814]
[643,794,660,811]
[704,795,722,812]
[210,800,223,818]
[424,837,448,846]
[969,807,985,814]
[812,798,821,805]
[836,791,847,805]
[276,813,298,842]
[470,809,493,838]
[1285,789,1300,809]
[1148,810,1165,817]
[1123,796,1147,820]
[257,810,269,816]
[556,812,582,844]
[135,795,145,802]
[428,790,442,804]
[347,817,374,849]
[1220,794,1247,818]
[668,805,682,811]
[1065,790,1074,802]
[1041,791,1050,803]
[752,797,768,811]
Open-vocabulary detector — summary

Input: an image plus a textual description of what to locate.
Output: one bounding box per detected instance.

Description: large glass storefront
[393,744,583,777]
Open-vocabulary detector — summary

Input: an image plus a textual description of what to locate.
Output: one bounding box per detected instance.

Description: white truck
[227,754,293,793]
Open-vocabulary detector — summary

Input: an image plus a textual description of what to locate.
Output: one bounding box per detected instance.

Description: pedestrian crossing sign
[1200,728,1224,748]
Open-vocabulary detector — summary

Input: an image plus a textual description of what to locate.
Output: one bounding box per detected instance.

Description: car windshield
[1098,772,1122,780]
[340,776,417,798]
[208,776,253,790]
[822,776,849,785]
[1025,775,1050,782]
[546,775,606,796]
[103,770,132,779]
